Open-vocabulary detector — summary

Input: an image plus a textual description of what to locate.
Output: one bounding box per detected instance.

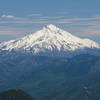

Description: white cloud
[56,19,71,24]
[1,14,15,18]
[0,27,31,36]
[0,13,100,41]
[38,16,65,19]
[29,14,41,17]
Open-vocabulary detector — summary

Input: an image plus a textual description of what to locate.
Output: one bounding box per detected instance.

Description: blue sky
[0,0,100,42]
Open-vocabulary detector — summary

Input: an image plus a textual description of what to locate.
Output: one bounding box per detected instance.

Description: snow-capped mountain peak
[0,24,100,57]
[46,24,57,29]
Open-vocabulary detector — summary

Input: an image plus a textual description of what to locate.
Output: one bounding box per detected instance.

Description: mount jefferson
[0,24,100,57]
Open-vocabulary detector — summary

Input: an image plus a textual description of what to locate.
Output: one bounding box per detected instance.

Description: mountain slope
[0,24,100,57]
[0,54,100,100]
[50,84,100,100]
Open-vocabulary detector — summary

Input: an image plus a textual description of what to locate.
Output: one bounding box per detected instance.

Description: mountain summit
[0,24,100,57]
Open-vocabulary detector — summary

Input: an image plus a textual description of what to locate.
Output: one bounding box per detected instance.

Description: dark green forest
[0,89,36,100]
